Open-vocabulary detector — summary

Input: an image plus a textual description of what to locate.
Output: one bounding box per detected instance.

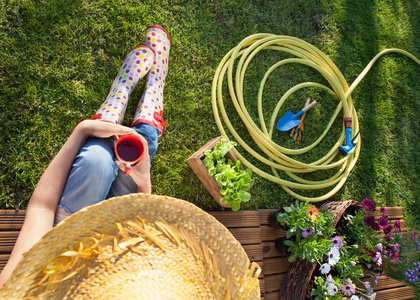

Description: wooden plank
[263,241,286,259]
[375,286,416,300]
[0,254,10,270]
[227,227,262,244]
[0,231,19,253]
[261,225,285,242]
[259,278,265,295]
[373,207,403,219]
[209,211,260,227]
[264,273,285,293]
[243,244,263,261]
[0,210,25,230]
[259,209,277,225]
[262,257,290,275]
[263,291,279,300]
[358,274,407,290]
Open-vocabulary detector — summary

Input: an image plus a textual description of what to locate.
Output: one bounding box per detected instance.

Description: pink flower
[331,236,343,248]
[341,280,356,296]
[362,198,376,211]
[394,220,401,232]
[378,216,388,230]
[302,228,315,238]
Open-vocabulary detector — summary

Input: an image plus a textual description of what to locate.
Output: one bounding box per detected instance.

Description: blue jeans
[55,123,159,222]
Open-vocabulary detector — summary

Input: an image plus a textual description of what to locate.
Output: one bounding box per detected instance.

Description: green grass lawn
[1,0,419,230]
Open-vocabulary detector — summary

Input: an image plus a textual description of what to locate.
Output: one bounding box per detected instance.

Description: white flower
[328,247,340,266]
[376,243,383,252]
[319,263,331,275]
[373,252,382,266]
[327,283,338,295]
[350,260,357,266]
[364,282,373,296]
[370,292,377,300]
[350,296,359,300]
[325,274,333,285]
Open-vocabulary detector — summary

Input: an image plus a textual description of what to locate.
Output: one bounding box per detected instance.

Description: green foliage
[203,137,254,211]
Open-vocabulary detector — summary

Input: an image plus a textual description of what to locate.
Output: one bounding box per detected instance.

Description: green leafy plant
[203,137,254,211]
[277,200,335,263]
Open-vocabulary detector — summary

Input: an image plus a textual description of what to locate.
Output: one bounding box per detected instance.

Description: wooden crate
[186,136,243,208]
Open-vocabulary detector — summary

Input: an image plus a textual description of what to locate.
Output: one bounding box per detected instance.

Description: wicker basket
[278,200,363,300]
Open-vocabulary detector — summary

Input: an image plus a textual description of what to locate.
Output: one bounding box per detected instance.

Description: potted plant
[186,136,254,211]
[273,201,335,262]
[276,198,404,300]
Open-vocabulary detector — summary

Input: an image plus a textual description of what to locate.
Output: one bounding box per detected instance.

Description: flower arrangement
[380,228,420,289]
[277,198,407,300]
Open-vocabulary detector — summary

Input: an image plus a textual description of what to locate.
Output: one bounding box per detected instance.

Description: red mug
[114,134,144,175]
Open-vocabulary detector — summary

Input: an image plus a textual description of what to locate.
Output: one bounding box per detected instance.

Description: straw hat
[0,194,261,299]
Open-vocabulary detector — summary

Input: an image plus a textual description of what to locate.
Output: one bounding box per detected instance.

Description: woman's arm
[0,121,137,287]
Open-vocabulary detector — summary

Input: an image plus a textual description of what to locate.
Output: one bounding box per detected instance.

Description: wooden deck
[0,207,416,299]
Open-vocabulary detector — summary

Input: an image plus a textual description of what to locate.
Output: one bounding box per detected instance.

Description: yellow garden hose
[211,33,420,203]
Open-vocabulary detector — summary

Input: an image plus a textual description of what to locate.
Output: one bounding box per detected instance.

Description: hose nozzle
[339,117,359,155]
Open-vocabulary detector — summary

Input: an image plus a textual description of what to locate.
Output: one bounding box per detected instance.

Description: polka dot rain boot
[92,45,155,124]
[131,25,170,136]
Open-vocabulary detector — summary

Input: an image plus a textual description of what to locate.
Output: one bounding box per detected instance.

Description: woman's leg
[92,46,155,124]
[54,137,118,225]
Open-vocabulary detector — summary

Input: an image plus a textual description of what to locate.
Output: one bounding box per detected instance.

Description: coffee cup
[114,134,144,175]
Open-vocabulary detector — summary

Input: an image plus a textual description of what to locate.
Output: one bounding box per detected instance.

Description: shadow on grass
[331,0,420,229]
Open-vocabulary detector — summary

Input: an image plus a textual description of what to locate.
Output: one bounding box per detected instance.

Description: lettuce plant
[203,137,254,211]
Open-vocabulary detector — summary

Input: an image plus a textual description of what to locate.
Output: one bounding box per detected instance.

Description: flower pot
[279,200,363,300]
[186,136,252,208]
[268,209,289,231]
[275,237,290,256]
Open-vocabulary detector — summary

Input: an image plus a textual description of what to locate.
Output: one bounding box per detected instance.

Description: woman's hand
[114,133,152,194]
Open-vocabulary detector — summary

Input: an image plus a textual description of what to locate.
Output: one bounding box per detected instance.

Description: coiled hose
[211,33,420,202]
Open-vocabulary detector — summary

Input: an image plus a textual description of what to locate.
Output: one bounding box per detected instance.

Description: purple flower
[384,233,392,242]
[302,228,315,238]
[416,240,420,252]
[341,279,356,296]
[373,252,382,266]
[383,224,393,235]
[371,222,380,231]
[409,231,417,241]
[362,198,376,211]
[376,243,383,252]
[364,214,376,227]
[394,220,401,232]
[374,272,381,285]
[378,216,388,230]
[364,281,373,296]
[331,236,343,248]
[386,244,401,262]
[405,263,420,283]
[380,205,387,216]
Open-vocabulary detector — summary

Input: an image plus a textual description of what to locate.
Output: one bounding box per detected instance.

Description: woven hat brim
[0,194,261,299]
